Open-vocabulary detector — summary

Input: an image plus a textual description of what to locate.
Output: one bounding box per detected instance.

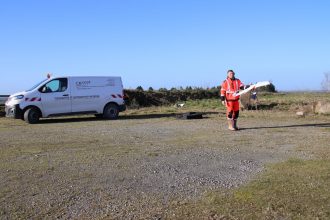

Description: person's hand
[221,101,225,105]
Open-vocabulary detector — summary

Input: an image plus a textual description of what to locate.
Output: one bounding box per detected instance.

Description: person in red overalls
[220,70,248,131]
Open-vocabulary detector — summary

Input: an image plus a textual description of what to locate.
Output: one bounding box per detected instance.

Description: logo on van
[76,81,91,87]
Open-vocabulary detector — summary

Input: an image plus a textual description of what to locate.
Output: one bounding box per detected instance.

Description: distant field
[0,92,330,219]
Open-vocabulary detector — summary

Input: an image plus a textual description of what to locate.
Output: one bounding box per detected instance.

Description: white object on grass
[174,103,185,108]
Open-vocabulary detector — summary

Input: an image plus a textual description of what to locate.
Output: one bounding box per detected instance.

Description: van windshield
[26,78,49,92]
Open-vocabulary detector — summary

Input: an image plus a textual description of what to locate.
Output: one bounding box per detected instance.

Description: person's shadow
[240,122,330,130]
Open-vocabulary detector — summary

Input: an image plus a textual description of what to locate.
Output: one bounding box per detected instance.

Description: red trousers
[226,100,240,119]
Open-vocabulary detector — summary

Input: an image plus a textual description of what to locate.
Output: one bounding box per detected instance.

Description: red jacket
[220,78,244,101]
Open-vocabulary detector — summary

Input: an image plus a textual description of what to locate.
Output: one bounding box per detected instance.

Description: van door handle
[63,94,69,97]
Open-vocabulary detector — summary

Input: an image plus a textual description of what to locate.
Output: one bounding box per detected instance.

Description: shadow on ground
[37,112,222,124]
[241,123,330,130]
[245,103,279,110]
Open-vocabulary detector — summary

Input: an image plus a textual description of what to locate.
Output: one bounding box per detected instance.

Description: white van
[5,76,126,123]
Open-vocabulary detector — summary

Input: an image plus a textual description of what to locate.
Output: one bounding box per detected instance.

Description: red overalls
[220,78,244,119]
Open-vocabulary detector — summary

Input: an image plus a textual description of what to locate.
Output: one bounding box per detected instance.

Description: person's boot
[233,119,239,130]
[228,119,235,131]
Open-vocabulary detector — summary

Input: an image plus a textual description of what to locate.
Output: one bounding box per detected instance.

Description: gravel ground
[0,110,329,219]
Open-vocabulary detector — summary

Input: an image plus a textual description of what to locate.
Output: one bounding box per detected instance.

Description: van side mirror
[39,86,47,93]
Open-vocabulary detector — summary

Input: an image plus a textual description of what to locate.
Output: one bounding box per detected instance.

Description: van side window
[40,78,68,93]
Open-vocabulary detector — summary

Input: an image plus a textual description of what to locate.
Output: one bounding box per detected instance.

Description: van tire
[103,103,119,120]
[24,107,40,124]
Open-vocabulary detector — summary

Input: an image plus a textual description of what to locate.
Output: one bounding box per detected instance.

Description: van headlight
[14,95,24,100]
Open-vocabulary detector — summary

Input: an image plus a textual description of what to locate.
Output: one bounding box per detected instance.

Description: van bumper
[5,104,23,119]
[119,104,126,112]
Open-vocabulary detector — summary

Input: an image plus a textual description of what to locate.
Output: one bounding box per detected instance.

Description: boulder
[314,101,330,114]
[240,91,258,110]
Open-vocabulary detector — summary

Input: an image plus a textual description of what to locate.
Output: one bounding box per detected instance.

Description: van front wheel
[103,103,119,120]
[24,107,40,124]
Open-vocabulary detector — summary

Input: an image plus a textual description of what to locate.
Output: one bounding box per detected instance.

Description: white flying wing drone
[234,81,271,97]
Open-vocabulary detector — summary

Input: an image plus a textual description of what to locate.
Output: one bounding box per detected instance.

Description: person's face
[228,71,235,79]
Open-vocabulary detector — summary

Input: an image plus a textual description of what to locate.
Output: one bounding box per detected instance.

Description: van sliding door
[70,77,102,113]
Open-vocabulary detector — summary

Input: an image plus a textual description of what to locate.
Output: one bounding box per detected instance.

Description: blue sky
[1,0,329,94]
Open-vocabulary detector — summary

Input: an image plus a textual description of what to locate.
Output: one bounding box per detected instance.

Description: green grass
[184,98,224,110]
[171,159,330,219]
[123,92,330,114]
[146,152,160,157]
[258,92,330,111]
[122,98,225,116]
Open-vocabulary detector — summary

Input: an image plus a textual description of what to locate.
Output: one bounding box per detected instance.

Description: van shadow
[38,114,176,124]
[38,111,222,124]
[39,117,104,124]
[240,122,330,130]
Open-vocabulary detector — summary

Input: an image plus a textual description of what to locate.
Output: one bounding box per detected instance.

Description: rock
[174,103,185,108]
[314,101,330,114]
[296,111,305,117]
[240,91,258,110]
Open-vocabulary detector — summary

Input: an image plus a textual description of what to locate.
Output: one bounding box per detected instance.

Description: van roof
[52,76,122,79]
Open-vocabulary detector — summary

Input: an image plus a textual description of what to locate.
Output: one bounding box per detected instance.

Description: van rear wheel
[103,103,119,120]
[24,107,40,124]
